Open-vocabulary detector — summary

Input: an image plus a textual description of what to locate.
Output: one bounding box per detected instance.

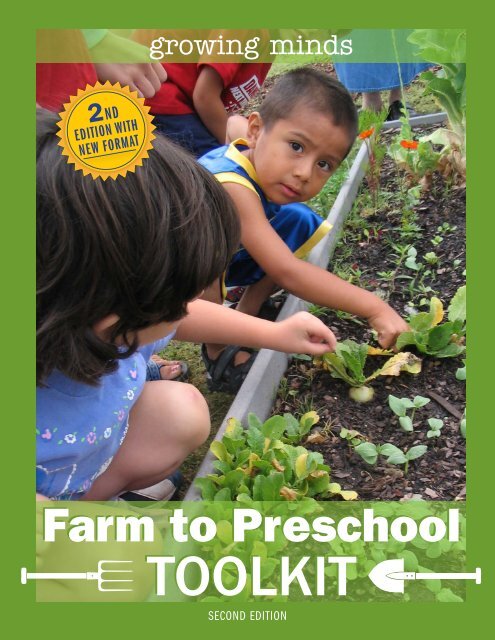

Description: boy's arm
[192,66,228,143]
[225,183,408,348]
[175,299,336,355]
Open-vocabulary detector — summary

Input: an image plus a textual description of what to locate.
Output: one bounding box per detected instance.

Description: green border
[4,0,490,635]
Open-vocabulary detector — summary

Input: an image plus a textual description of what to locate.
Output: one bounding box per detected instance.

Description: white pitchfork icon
[20,560,133,592]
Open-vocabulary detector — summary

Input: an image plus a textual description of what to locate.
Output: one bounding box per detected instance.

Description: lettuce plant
[195,412,357,502]
[396,286,466,358]
[320,339,421,403]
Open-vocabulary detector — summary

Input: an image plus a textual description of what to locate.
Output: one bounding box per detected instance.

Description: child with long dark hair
[36,109,336,501]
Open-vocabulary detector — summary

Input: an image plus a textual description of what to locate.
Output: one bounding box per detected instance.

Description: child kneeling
[36,109,336,501]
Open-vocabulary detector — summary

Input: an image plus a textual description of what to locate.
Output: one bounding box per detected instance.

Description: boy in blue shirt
[199,67,409,392]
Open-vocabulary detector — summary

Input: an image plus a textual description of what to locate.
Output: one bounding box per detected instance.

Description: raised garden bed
[274,160,466,501]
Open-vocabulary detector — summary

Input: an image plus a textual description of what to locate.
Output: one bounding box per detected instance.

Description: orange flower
[359,127,374,140]
[400,139,419,150]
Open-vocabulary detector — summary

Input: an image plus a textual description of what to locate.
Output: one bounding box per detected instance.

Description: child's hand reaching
[366,303,409,349]
[268,311,337,356]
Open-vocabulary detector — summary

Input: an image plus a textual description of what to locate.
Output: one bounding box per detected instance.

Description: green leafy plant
[427,418,444,438]
[388,394,430,432]
[408,29,466,184]
[354,441,427,475]
[424,252,439,266]
[320,340,421,403]
[405,246,420,271]
[388,125,440,191]
[396,285,466,358]
[339,427,365,447]
[195,412,357,502]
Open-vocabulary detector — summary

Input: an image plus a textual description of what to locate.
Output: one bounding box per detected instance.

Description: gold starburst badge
[56,82,155,180]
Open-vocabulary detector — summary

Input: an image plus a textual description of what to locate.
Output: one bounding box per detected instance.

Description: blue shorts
[152,113,219,158]
[225,202,331,287]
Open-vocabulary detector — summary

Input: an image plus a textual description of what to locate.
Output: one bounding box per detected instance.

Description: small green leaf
[413,395,431,408]
[435,342,465,358]
[396,331,416,351]
[406,445,428,461]
[216,520,233,544]
[247,413,263,430]
[261,415,288,441]
[246,427,265,456]
[354,442,378,465]
[388,394,407,417]
[295,453,309,479]
[214,487,232,501]
[409,311,434,332]
[399,416,413,432]
[428,418,444,431]
[379,443,403,459]
[386,451,408,465]
[427,323,456,352]
[210,441,232,463]
[455,366,466,381]
[447,285,466,324]
[194,477,217,500]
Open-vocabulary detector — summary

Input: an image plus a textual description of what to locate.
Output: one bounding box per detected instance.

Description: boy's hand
[272,312,337,355]
[366,303,409,349]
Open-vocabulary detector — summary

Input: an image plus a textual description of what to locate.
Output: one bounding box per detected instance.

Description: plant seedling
[388,394,430,432]
[396,285,466,358]
[354,441,427,475]
[456,360,466,381]
[339,427,365,447]
[460,410,466,439]
[427,418,444,438]
[405,246,421,271]
[320,340,421,403]
[424,251,439,266]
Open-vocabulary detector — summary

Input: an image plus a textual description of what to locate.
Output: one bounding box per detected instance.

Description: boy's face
[246,106,351,204]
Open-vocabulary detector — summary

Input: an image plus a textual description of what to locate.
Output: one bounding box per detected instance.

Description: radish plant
[320,339,421,403]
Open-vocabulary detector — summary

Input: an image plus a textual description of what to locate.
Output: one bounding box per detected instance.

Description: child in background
[36,30,167,111]
[199,68,409,392]
[36,109,336,501]
[133,30,272,157]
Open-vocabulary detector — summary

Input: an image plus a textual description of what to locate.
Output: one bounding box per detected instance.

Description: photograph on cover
[33,28,467,604]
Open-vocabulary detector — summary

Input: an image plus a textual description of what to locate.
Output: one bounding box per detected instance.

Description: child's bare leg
[82,381,210,500]
[362,91,383,112]
[388,87,402,105]
[235,275,277,317]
